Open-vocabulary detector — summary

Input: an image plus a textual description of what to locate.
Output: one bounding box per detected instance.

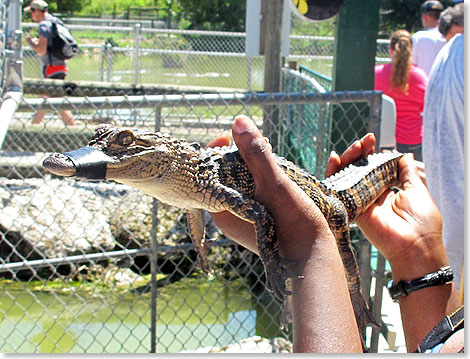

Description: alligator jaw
[43,153,77,177]
[43,147,111,180]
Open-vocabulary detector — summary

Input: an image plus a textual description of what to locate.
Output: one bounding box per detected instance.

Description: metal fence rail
[0,88,385,353]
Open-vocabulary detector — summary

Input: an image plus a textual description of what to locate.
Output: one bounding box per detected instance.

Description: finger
[324,150,341,178]
[232,115,280,185]
[359,133,376,157]
[339,133,376,167]
[399,154,424,190]
[205,131,231,149]
[327,133,376,178]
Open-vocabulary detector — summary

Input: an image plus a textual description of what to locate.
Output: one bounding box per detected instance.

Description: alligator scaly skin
[42,125,403,338]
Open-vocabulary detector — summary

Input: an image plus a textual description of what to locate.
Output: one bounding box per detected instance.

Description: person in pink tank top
[375,30,428,161]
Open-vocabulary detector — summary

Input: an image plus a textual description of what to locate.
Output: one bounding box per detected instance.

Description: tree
[29,0,86,13]
[379,0,454,37]
[175,0,246,32]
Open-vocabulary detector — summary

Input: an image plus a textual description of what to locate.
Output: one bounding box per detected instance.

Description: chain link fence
[0,3,398,353]
[0,85,387,353]
[22,20,391,92]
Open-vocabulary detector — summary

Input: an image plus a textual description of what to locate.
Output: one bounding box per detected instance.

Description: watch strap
[387,266,454,302]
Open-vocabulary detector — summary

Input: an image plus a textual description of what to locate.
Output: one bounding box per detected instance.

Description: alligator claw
[265,269,291,301]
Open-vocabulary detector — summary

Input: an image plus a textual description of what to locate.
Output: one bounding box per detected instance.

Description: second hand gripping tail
[43,124,403,337]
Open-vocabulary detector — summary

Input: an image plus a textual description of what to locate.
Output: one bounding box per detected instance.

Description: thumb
[399,153,424,190]
[232,115,280,187]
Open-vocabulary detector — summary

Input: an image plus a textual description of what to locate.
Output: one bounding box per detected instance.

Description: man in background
[24,0,75,126]
[411,0,446,75]
[438,2,464,42]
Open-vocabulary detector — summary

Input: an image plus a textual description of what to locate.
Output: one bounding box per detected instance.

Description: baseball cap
[24,0,48,12]
[421,1,444,13]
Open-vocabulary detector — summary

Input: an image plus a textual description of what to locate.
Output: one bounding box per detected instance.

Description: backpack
[48,17,78,61]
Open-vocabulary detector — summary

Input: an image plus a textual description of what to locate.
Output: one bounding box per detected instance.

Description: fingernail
[233,116,255,135]
[330,150,337,158]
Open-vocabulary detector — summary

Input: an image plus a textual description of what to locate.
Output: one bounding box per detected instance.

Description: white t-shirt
[411,27,446,76]
[422,34,464,290]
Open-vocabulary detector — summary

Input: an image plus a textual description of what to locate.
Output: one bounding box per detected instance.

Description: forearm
[27,36,37,47]
[388,234,461,351]
[210,211,258,254]
[210,117,363,352]
[290,234,362,353]
[27,35,47,56]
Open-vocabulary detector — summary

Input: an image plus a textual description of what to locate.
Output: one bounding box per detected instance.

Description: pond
[0,276,284,353]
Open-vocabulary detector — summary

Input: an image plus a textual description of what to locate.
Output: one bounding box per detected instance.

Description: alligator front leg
[187,209,212,276]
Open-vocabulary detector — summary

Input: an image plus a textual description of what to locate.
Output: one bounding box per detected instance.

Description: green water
[0,276,280,353]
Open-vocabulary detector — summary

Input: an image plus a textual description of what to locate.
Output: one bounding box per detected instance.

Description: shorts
[43,64,68,79]
[397,142,423,162]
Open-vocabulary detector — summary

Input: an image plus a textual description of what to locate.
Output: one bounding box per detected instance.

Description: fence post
[106,42,113,82]
[150,106,162,353]
[367,91,383,148]
[331,0,380,154]
[134,23,141,85]
[370,252,386,352]
[4,0,23,91]
[247,56,252,92]
[262,0,284,151]
[0,0,23,149]
[100,44,105,82]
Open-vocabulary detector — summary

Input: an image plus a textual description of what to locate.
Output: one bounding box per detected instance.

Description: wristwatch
[387,266,454,302]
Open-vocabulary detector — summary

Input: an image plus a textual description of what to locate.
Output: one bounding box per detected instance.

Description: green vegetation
[380,0,456,36]
[33,0,458,36]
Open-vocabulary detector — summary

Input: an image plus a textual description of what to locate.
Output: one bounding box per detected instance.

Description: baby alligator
[42,124,403,338]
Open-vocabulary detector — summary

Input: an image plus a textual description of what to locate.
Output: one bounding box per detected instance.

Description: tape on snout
[64,147,110,180]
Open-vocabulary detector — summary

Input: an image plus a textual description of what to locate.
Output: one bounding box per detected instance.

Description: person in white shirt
[422,33,464,293]
[411,1,446,75]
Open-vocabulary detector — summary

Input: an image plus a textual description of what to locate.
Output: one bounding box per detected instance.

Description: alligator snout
[43,147,111,180]
[43,153,77,177]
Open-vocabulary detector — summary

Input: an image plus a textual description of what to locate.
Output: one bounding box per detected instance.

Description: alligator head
[43,124,179,184]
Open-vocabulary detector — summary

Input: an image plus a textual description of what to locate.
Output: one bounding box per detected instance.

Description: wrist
[388,233,449,282]
[282,230,336,265]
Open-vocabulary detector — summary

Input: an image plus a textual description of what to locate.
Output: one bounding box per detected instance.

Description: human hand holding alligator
[209,117,462,352]
[325,138,462,352]
[208,115,363,352]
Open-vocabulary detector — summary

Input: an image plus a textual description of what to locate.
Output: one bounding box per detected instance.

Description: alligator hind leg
[217,184,295,301]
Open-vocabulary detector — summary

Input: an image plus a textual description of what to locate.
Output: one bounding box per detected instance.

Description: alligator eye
[116,131,134,146]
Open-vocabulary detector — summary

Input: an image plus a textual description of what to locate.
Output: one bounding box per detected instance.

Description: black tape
[64,147,110,180]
